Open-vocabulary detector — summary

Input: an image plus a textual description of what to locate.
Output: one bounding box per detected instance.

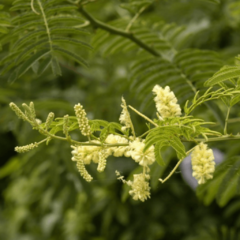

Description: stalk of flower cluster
[74,103,91,137]
[191,142,215,184]
[152,85,181,119]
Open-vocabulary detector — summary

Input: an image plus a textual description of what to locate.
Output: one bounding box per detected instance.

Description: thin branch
[224,107,231,135]
[126,5,148,32]
[159,147,195,183]
[37,0,53,52]
[31,0,40,15]
[128,105,158,127]
[37,126,128,147]
[77,6,160,57]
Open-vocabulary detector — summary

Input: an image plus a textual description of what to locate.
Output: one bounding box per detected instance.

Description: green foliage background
[1,0,240,239]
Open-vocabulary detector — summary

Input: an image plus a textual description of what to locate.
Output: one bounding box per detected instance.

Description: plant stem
[128,105,158,127]
[159,147,195,184]
[37,0,53,52]
[224,107,231,135]
[126,5,148,31]
[228,117,240,123]
[37,126,128,147]
[78,6,160,57]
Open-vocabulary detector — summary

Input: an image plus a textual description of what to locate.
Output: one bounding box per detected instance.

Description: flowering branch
[10,84,240,202]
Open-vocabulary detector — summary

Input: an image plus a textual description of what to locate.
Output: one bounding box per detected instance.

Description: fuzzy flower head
[191,142,215,184]
[128,139,155,167]
[119,97,131,131]
[74,103,91,136]
[152,85,181,119]
[129,173,151,202]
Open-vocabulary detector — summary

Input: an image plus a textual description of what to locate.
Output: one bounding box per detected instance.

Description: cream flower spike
[152,85,181,119]
[74,103,91,136]
[129,173,151,202]
[119,97,131,131]
[191,142,215,184]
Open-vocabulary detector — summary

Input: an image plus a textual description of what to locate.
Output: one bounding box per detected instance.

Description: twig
[159,147,195,183]
[126,5,148,32]
[128,105,158,127]
[78,6,160,57]
[224,107,231,135]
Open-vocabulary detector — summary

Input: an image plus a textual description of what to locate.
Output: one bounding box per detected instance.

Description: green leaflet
[45,5,78,15]
[51,57,62,76]
[14,38,49,64]
[50,27,89,35]
[169,136,186,160]
[52,37,92,49]
[17,49,50,77]
[52,46,88,67]
[154,141,169,166]
[37,57,51,75]
[205,66,240,86]
[12,30,47,49]
[99,122,124,142]
[89,120,109,132]
[230,94,240,106]
[144,126,186,165]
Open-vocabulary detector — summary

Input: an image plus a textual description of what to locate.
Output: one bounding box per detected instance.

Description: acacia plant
[2,0,240,227]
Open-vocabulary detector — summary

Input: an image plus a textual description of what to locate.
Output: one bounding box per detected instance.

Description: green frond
[205,65,240,87]
[0,0,91,80]
[130,49,223,110]
[0,5,11,49]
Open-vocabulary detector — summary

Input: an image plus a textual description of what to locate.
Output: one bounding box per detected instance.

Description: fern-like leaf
[0,0,90,80]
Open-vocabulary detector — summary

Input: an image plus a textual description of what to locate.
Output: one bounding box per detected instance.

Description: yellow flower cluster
[191,142,215,184]
[152,85,181,119]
